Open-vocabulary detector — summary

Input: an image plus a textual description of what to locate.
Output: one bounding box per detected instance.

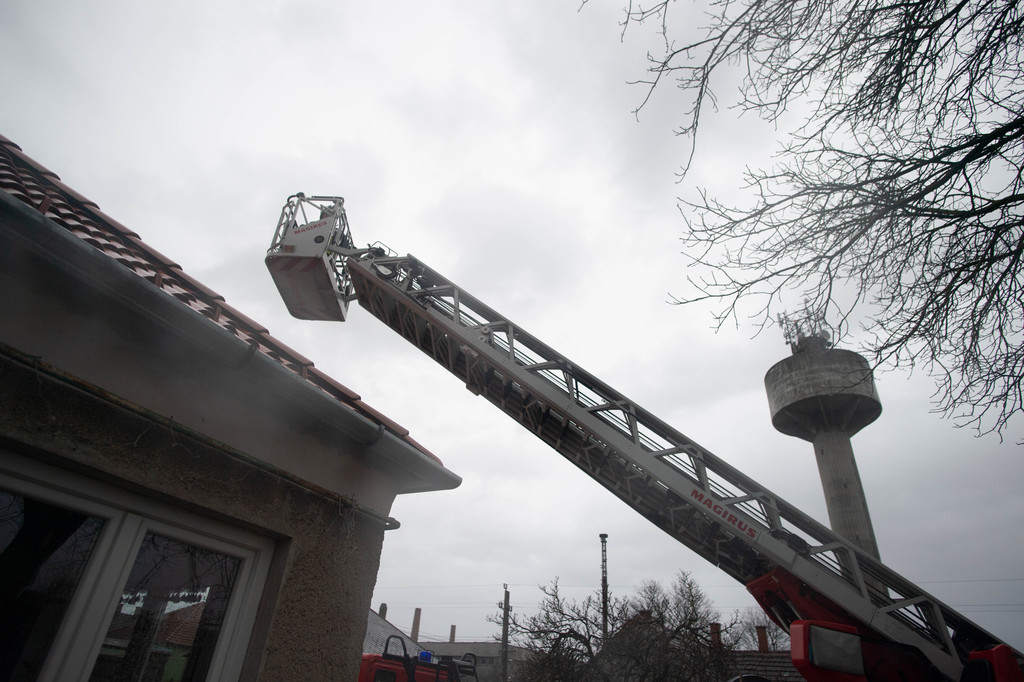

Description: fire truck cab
[358,636,478,682]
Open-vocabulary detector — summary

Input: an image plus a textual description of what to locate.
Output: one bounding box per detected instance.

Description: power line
[377,578,1024,591]
[916,578,1024,584]
[375,582,641,590]
[375,584,508,590]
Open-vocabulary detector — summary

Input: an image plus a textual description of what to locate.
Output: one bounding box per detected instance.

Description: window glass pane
[89,533,241,682]
[0,488,104,682]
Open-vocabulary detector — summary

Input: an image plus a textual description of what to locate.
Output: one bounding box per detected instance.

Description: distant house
[0,133,461,681]
[587,614,800,682]
[588,612,735,682]
[725,625,802,682]
[92,602,206,681]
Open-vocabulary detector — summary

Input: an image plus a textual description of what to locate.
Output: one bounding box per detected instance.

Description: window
[87,533,242,682]
[0,453,273,682]
[0,491,105,681]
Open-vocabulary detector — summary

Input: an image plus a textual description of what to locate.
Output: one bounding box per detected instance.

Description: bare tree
[501,573,733,682]
[595,0,1024,438]
[734,607,790,652]
[496,579,617,681]
[608,574,737,682]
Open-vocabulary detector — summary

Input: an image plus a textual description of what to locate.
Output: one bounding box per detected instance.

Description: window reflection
[0,489,104,682]
[89,533,241,682]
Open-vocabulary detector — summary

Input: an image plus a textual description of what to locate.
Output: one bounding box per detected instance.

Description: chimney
[411,608,422,642]
[756,625,769,653]
[710,622,722,649]
[378,603,388,619]
[449,625,457,643]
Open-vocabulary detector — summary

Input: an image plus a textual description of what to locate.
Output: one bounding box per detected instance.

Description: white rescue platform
[265,194,353,321]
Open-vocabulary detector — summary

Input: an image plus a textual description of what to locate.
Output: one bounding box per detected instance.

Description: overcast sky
[3,0,1022,652]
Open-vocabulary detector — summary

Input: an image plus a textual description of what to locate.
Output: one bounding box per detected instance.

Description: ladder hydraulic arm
[266,194,1022,682]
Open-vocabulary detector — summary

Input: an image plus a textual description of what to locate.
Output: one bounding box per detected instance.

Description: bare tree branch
[608,0,1024,438]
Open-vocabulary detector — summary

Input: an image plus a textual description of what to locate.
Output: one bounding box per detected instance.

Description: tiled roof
[363,609,422,656]
[0,132,440,466]
[103,602,205,649]
[729,650,803,681]
[160,602,206,647]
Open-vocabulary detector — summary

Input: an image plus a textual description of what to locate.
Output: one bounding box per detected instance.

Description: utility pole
[600,533,609,643]
[499,584,511,682]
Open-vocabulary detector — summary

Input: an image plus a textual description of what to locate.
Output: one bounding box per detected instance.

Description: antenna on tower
[778,302,832,354]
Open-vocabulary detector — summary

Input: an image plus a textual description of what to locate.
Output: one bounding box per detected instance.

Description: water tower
[764,312,882,559]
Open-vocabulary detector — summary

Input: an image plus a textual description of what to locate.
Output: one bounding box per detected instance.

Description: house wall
[0,345,386,680]
[0,138,458,681]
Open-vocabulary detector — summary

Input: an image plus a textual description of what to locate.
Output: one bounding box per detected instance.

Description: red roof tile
[159,602,206,648]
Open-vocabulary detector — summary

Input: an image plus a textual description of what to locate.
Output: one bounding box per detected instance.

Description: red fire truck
[359,636,478,682]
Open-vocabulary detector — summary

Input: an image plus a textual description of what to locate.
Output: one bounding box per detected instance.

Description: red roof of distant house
[160,602,206,648]
[730,650,804,681]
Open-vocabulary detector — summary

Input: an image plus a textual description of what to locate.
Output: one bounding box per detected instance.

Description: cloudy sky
[3,0,1022,653]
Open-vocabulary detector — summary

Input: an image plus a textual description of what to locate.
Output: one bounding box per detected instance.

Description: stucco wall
[0,345,385,681]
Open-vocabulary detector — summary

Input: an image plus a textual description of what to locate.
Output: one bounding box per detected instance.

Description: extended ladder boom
[266,194,1021,682]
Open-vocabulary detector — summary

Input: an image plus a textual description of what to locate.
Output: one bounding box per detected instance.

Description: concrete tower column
[764,333,882,560]
[812,430,881,559]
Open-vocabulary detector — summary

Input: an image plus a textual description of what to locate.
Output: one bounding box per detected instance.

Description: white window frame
[0,449,275,682]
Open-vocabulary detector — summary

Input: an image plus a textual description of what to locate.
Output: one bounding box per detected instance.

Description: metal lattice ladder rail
[335,248,1008,682]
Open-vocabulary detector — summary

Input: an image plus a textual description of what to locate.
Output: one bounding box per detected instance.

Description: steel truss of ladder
[330,245,1008,682]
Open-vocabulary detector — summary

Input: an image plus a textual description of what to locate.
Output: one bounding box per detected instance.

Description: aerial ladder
[266,194,1023,682]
